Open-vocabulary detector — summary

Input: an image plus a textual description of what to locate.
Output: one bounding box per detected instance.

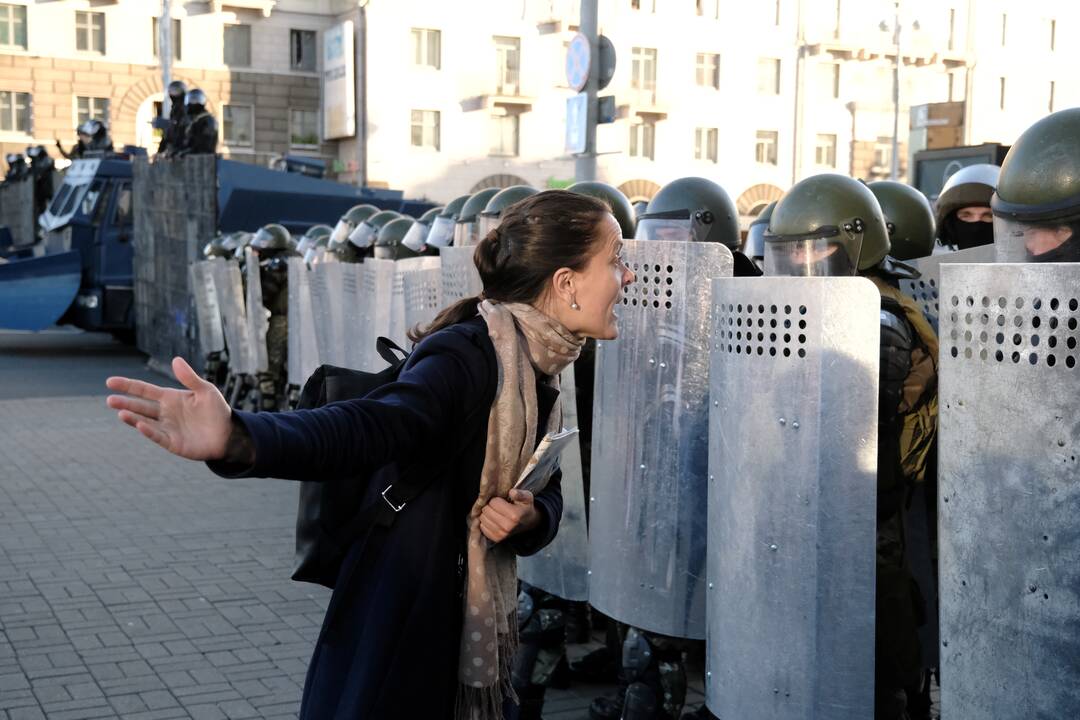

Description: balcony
[211,0,277,18]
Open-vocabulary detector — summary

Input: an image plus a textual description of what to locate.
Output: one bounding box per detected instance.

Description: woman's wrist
[223,416,256,465]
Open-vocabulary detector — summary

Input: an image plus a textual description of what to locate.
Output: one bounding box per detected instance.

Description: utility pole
[160,0,172,115]
[574,0,598,182]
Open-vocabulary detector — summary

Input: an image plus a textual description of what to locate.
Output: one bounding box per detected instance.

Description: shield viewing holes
[905,276,939,320]
[945,294,1080,368]
[714,302,808,359]
[622,262,678,310]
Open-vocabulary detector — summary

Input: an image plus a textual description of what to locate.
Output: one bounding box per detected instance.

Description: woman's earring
[570,298,580,310]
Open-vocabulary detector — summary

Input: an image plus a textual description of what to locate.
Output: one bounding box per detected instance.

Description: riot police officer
[991,108,1080,263]
[401,206,445,256]
[425,194,470,248]
[477,185,538,240]
[934,164,998,252]
[4,153,27,181]
[178,89,218,156]
[740,200,776,272]
[764,174,938,720]
[26,145,54,218]
[868,181,937,261]
[372,217,419,261]
[296,224,333,260]
[568,180,636,238]
[453,187,501,246]
[328,204,378,254]
[56,119,111,159]
[250,223,298,411]
[157,80,189,157]
[347,209,400,258]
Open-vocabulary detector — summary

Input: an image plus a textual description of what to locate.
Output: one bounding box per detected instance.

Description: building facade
[0,0,1076,224]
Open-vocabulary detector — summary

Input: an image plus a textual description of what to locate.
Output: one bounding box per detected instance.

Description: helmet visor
[304,246,324,265]
[402,221,431,253]
[373,245,396,261]
[295,237,314,256]
[348,221,378,248]
[993,216,1080,263]
[250,227,275,249]
[477,214,501,243]
[765,236,858,277]
[454,220,480,247]
[742,223,768,261]
[330,219,352,247]
[427,216,456,247]
[634,210,708,243]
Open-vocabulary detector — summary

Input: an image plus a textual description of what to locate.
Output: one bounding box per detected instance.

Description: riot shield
[439,246,482,306]
[588,240,733,639]
[189,260,225,357]
[211,259,256,376]
[309,262,347,368]
[706,277,880,719]
[937,263,1080,718]
[358,259,396,371]
[390,257,441,349]
[287,257,320,385]
[899,244,995,330]
[244,248,269,373]
[341,263,366,371]
[402,263,444,343]
[517,362,590,602]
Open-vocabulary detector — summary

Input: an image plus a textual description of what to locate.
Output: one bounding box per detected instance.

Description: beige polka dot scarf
[456,300,585,720]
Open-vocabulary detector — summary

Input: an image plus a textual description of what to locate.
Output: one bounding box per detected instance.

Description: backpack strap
[376,336,410,366]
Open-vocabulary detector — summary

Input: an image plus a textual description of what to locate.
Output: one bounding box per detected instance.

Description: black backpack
[291,337,438,589]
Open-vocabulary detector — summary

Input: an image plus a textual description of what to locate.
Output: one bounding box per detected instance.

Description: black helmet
[635,177,740,249]
[167,80,188,100]
[185,88,208,113]
[567,181,637,238]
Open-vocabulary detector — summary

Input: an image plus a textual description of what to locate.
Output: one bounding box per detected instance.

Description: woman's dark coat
[210,316,564,718]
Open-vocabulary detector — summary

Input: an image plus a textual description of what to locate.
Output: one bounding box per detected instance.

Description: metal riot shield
[402,262,444,343]
[287,257,319,385]
[706,277,881,719]
[189,260,225,357]
[899,244,995,331]
[390,257,441,349]
[588,240,733,639]
[341,263,366,371]
[309,261,347,368]
[358,259,396,371]
[517,362,590,601]
[439,246,482,306]
[937,263,1080,719]
[244,248,269,373]
[212,259,256,376]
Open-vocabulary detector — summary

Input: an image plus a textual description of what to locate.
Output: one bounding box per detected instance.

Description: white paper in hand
[513,427,580,496]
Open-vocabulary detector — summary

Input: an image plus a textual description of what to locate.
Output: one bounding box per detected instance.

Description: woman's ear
[549,267,575,306]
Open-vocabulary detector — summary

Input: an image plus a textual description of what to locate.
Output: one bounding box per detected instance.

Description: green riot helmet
[477,185,538,240]
[296,224,332,256]
[230,231,254,260]
[741,201,776,270]
[634,177,740,249]
[567,181,636,238]
[251,223,293,254]
[330,204,378,248]
[633,201,649,224]
[374,217,420,261]
[867,181,936,261]
[349,209,401,249]
[764,173,888,277]
[202,234,231,259]
[935,163,998,251]
[303,230,332,265]
[402,206,444,253]
[426,194,469,248]
[992,108,1080,263]
[453,188,501,246]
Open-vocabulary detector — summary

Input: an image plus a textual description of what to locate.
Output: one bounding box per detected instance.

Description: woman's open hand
[106,357,234,462]
[479,489,541,543]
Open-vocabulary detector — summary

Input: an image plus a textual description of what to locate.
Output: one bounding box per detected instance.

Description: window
[1048,81,1056,113]
[629,118,656,160]
[815,134,837,167]
[1049,19,1056,52]
[694,127,718,163]
[152,18,182,61]
[113,184,132,227]
[1000,14,1007,46]
[290,29,317,72]
[490,111,519,157]
[224,24,252,67]
[947,8,956,51]
[0,4,27,50]
[757,58,781,95]
[630,0,657,10]
[290,109,319,147]
[411,28,441,69]
[947,70,966,102]
[75,11,105,54]
[76,96,109,126]
[817,61,839,99]
[999,76,1006,109]
[695,53,720,89]
[411,110,440,150]
[833,0,842,37]
[873,136,892,171]
[0,90,30,133]
[631,47,658,102]
[494,36,521,96]
[755,130,778,165]
[222,104,253,146]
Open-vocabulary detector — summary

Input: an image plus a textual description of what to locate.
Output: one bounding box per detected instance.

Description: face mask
[945,214,994,251]
[1028,230,1080,263]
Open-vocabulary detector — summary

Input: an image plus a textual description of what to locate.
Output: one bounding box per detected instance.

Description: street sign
[566,93,587,154]
[566,32,591,93]
[598,34,616,91]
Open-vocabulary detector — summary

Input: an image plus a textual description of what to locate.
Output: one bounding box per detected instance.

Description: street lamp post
[890,1,901,180]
